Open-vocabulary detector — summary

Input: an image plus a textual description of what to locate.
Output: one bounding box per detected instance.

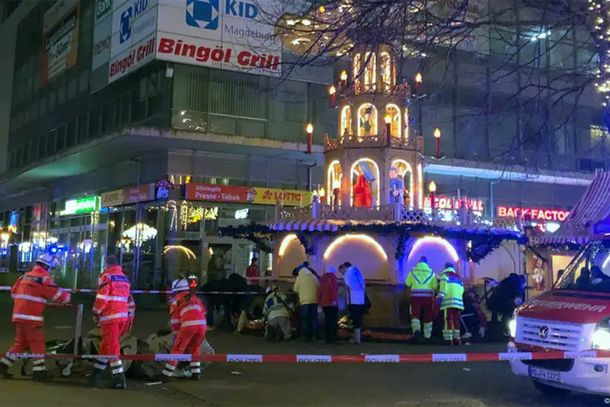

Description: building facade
[0,0,601,289]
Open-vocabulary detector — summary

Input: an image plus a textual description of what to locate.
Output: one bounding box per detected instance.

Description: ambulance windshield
[555,240,610,292]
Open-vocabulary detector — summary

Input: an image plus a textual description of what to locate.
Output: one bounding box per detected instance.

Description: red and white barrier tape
[0,286,266,295]
[2,350,609,363]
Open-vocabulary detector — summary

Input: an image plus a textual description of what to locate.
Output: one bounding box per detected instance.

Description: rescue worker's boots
[88,367,105,387]
[110,373,127,390]
[0,363,12,379]
[32,370,50,382]
[189,362,201,380]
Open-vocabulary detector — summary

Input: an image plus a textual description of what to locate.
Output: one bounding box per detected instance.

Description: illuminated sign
[234,208,249,220]
[496,206,570,222]
[101,184,156,207]
[185,184,311,207]
[251,187,313,207]
[61,196,101,216]
[423,195,484,212]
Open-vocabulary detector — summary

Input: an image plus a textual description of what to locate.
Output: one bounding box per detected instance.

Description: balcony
[324,133,424,152]
[276,201,520,231]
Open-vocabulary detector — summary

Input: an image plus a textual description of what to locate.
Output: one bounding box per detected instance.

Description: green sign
[95,0,112,21]
[61,196,101,216]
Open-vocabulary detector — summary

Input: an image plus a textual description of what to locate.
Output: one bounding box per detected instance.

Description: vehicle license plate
[529,367,561,383]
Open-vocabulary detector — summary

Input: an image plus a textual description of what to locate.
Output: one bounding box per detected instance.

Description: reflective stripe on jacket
[93,266,132,325]
[11,265,71,325]
[170,292,207,332]
[439,267,464,311]
[406,262,438,298]
[263,291,290,321]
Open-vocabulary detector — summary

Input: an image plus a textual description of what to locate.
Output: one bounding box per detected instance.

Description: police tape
[1,350,609,363]
[0,286,267,296]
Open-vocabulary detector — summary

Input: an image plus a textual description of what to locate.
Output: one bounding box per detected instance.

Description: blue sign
[119,8,132,43]
[119,0,150,43]
[186,0,219,30]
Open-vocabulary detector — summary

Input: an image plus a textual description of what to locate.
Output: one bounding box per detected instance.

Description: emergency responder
[405,257,438,341]
[161,276,207,381]
[89,255,133,389]
[0,254,70,381]
[263,286,293,341]
[438,263,465,345]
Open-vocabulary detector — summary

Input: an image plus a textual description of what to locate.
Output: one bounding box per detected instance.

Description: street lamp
[415,72,423,85]
[306,123,314,154]
[434,127,441,159]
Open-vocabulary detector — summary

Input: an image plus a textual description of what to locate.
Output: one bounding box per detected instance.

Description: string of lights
[590,0,610,113]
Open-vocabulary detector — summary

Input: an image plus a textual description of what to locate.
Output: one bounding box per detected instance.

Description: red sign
[497,206,570,222]
[124,184,155,205]
[185,184,253,203]
[424,195,484,211]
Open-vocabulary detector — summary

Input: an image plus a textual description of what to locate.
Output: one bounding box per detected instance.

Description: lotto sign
[250,187,312,207]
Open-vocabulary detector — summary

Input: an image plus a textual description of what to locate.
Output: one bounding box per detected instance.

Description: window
[358,104,377,138]
[390,160,413,207]
[363,52,376,91]
[380,52,394,91]
[340,105,352,136]
[327,160,343,206]
[385,104,401,138]
[351,158,380,207]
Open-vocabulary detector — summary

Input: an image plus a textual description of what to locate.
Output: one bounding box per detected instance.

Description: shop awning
[270,220,341,232]
[534,172,610,246]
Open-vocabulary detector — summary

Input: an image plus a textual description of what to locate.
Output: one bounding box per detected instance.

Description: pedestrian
[90,255,133,389]
[161,276,207,381]
[318,265,339,344]
[293,263,319,341]
[0,254,70,381]
[263,286,293,341]
[405,256,438,342]
[246,257,259,285]
[438,263,465,345]
[339,262,366,344]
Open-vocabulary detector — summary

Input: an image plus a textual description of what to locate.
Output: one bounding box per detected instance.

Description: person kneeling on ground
[161,276,207,381]
[263,286,293,341]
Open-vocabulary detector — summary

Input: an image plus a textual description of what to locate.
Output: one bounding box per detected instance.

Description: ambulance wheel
[532,380,570,396]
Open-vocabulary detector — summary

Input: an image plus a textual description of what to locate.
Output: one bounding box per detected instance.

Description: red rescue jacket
[169,291,207,333]
[93,265,132,325]
[11,265,70,326]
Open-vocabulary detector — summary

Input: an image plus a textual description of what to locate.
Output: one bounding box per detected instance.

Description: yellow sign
[251,187,312,207]
[101,189,124,208]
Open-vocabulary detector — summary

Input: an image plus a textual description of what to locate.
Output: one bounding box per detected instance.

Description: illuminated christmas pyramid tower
[324,44,425,212]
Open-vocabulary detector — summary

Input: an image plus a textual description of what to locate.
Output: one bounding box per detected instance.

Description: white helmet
[171,278,190,293]
[36,254,60,269]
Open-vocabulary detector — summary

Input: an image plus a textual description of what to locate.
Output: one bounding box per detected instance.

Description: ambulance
[507,221,610,396]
